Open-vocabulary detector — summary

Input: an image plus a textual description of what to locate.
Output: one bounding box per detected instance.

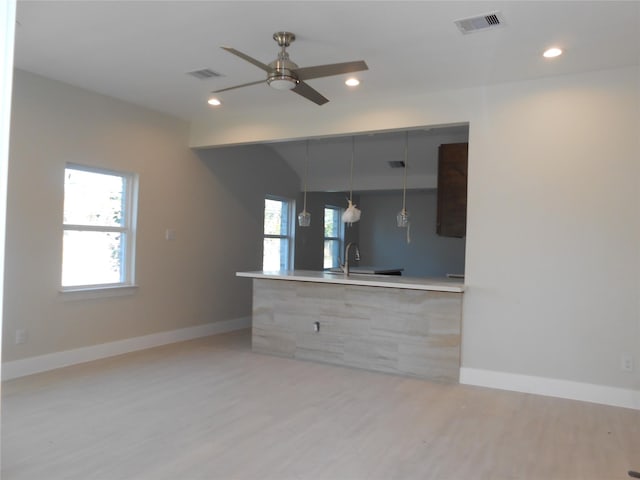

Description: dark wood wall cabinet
[437,142,468,238]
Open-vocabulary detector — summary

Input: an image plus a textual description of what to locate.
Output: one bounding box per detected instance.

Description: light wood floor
[2,329,639,480]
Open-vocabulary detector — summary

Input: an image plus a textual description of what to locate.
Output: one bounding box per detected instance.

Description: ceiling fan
[213,32,368,105]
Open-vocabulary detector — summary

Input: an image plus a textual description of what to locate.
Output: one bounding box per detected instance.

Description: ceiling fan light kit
[213,31,368,105]
[267,76,297,90]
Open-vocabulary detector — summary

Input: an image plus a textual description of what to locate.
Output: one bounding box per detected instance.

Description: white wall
[190,66,640,396]
[3,70,299,363]
[464,68,640,390]
[1,0,16,467]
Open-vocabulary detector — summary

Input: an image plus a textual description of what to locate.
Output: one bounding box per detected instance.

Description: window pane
[62,230,124,286]
[324,207,340,237]
[263,237,288,271]
[264,199,289,235]
[324,239,340,269]
[64,168,125,227]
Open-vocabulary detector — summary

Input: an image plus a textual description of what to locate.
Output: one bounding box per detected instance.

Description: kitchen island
[236,270,464,382]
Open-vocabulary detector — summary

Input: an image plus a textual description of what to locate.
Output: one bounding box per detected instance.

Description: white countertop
[236,270,464,293]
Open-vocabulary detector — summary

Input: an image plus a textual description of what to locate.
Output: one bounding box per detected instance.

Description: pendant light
[342,136,361,225]
[397,131,411,243]
[297,140,311,227]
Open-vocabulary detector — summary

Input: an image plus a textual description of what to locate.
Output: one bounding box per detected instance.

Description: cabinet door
[437,143,468,238]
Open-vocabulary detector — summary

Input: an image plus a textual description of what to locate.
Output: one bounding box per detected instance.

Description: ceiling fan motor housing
[267,55,299,90]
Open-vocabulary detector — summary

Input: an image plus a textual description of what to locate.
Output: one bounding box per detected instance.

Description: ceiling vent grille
[454,11,505,34]
[388,160,406,169]
[187,68,223,80]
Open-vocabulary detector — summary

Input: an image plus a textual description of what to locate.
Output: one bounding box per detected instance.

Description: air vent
[454,11,505,34]
[187,68,223,80]
[388,161,406,169]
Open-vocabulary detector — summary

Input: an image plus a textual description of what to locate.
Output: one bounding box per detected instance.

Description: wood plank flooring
[2,329,639,480]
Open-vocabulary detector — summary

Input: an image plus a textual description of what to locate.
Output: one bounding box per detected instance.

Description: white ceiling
[14,1,640,122]
[12,1,640,188]
[268,125,469,192]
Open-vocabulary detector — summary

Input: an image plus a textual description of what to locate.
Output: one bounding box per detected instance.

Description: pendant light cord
[349,136,355,201]
[402,131,411,244]
[402,131,408,212]
[303,140,309,211]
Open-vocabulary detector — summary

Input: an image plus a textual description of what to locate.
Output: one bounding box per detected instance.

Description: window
[263,196,294,271]
[62,164,138,289]
[324,206,344,269]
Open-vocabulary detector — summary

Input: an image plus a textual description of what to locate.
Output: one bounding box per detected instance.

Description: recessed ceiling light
[207,97,221,106]
[543,47,562,58]
[345,78,360,87]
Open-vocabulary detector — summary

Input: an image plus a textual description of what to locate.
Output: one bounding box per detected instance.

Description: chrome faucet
[341,242,360,276]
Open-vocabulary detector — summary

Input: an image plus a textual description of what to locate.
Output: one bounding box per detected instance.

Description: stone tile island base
[251,278,463,382]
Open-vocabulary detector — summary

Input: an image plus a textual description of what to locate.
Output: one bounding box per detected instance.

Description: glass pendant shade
[298,210,311,227]
[397,208,410,228]
[342,198,361,225]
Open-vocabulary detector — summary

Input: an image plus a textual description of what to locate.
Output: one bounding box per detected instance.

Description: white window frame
[262,195,295,271]
[323,205,344,269]
[62,163,138,292]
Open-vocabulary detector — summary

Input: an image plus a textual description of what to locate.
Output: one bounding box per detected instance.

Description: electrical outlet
[621,354,634,372]
[15,329,27,344]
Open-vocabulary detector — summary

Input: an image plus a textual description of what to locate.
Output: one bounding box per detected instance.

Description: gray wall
[357,190,466,277]
[194,143,300,317]
[294,189,465,277]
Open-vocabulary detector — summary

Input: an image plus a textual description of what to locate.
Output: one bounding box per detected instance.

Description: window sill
[59,284,139,301]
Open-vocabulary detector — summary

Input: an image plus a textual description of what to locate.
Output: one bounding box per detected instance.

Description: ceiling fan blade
[295,60,368,81]
[292,81,329,105]
[221,46,271,72]
[212,80,265,93]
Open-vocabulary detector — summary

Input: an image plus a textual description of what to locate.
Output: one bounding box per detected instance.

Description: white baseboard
[2,317,251,381]
[460,367,640,411]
